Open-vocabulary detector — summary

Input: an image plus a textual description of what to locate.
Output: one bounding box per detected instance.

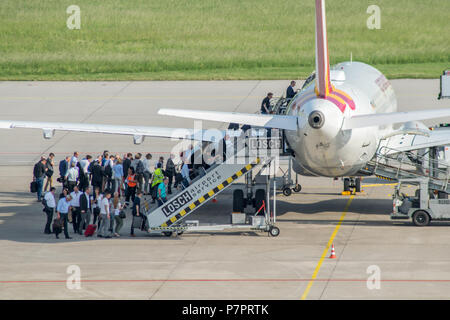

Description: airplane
[1,0,450,193]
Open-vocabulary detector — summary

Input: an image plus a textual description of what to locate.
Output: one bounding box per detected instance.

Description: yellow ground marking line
[300,195,355,300]
[362,183,397,187]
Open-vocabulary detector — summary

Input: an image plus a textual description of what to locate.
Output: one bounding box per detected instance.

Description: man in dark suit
[286,81,297,100]
[80,187,92,232]
[90,158,104,191]
[130,190,143,237]
[260,92,273,114]
[33,157,47,202]
[58,156,70,188]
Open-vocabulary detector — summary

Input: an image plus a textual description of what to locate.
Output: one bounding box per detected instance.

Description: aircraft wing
[158,109,298,130]
[381,127,450,153]
[343,108,450,130]
[0,120,224,143]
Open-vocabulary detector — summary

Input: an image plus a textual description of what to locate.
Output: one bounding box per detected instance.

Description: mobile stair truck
[362,144,450,226]
[141,128,291,237]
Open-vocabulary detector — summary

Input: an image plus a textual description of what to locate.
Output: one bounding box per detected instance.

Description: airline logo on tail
[314,0,355,113]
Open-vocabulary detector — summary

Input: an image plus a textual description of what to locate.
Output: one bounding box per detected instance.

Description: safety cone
[329,244,336,259]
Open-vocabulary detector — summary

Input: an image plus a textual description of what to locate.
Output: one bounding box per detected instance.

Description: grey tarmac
[0,80,449,299]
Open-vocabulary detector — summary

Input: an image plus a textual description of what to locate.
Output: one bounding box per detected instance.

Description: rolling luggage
[84,224,97,237]
[132,215,143,229]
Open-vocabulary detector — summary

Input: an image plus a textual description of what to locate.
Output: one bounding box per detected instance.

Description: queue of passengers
[33,148,199,239]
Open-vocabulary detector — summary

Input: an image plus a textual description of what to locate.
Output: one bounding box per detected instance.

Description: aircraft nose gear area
[341,177,362,195]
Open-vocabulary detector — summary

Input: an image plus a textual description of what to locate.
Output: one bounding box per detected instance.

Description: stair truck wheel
[412,210,431,227]
[293,184,302,193]
[283,187,292,197]
[233,189,245,213]
[344,178,350,192]
[355,178,361,193]
[269,226,280,237]
[163,231,173,237]
[254,189,266,215]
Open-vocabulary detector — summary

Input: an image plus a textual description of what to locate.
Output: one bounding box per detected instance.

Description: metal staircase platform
[362,145,450,192]
[144,157,264,230]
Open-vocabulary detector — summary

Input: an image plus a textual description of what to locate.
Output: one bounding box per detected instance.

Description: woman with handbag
[112,192,124,237]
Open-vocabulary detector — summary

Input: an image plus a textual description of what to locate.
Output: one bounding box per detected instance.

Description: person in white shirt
[65,162,79,192]
[43,187,56,234]
[78,155,92,191]
[70,186,82,234]
[111,192,123,237]
[70,151,79,168]
[56,195,72,239]
[143,153,152,195]
[98,192,112,238]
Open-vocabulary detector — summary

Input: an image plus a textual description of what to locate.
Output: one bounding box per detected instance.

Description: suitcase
[84,224,97,237]
[132,215,143,229]
[30,181,38,193]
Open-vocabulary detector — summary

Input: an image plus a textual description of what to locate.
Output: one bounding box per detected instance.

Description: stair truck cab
[392,177,450,226]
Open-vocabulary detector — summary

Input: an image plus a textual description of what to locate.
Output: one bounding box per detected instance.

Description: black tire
[412,210,430,227]
[254,189,266,215]
[163,231,173,237]
[269,226,280,237]
[233,189,245,213]
[344,178,350,192]
[293,184,302,193]
[355,178,361,193]
[283,187,292,197]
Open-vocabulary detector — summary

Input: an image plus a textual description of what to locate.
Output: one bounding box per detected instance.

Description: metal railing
[368,146,450,191]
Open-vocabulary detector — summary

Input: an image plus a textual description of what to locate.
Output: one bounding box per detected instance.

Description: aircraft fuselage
[285,61,397,177]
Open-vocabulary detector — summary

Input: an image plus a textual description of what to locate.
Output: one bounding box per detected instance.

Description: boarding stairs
[360,146,450,193]
[143,129,283,232]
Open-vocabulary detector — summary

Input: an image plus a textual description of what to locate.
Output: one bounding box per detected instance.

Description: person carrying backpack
[103,155,114,191]
[143,153,152,195]
[135,153,145,192]
[165,154,176,194]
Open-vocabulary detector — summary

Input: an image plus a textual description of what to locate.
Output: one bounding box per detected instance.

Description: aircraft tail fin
[315,0,332,98]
